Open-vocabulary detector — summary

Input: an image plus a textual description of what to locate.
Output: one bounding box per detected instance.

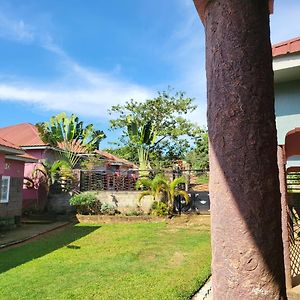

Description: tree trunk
[204,0,287,298]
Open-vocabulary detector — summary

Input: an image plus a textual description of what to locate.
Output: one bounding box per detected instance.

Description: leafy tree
[186,130,209,170]
[108,89,204,165]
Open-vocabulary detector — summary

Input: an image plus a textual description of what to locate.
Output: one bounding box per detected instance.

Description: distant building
[273,37,300,171]
[0,123,58,210]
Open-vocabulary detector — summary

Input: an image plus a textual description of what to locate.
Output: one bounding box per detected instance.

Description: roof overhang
[273,53,300,83]
[193,0,274,22]
[21,145,58,151]
[0,145,24,155]
[5,154,38,163]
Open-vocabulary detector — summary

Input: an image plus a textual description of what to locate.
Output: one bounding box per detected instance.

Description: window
[0,176,10,203]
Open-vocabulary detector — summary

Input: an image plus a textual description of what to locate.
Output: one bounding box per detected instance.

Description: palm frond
[174,190,190,203]
[170,176,186,191]
[137,191,153,203]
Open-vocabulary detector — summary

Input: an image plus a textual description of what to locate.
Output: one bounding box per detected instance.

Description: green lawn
[0,220,211,300]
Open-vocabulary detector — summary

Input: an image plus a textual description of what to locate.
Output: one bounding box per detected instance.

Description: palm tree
[136,174,189,215]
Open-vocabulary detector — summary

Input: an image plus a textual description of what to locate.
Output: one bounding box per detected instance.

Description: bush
[123,206,144,216]
[69,192,119,215]
[151,201,168,216]
[69,192,101,215]
[100,203,118,215]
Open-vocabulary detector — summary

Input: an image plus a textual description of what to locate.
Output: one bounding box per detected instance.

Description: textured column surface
[204,0,287,299]
[278,146,292,289]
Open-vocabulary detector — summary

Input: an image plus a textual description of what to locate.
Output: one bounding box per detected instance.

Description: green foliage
[151,201,168,216]
[69,192,101,214]
[80,154,104,170]
[108,89,204,165]
[196,173,209,185]
[137,174,189,215]
[69,192,118,215]
[36,112,106,169]
[123,207,144,216]
[100,203,118,215]
[37,112,106,151]
[32,160,75,193]
[186,131,209,170]
[126,116,156,174]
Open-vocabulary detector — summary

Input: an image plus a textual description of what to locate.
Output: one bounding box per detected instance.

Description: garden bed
[76,213,211,226]
[76,213,164,224]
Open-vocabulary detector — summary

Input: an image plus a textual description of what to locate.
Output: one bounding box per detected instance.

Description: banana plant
[36,112,106,168]
[126,116,156,177]
[136,174,189,215]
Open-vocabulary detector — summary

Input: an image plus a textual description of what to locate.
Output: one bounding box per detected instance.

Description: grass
[0,220,211,300]
[196,173,209,185]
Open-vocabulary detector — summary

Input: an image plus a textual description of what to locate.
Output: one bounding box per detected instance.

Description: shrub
[100,203,118,215]
[151,201,168,216]
[123,206,144,216]
[69,192,101,215]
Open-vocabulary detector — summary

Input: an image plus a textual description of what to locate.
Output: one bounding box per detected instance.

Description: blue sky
[0,0,299,148]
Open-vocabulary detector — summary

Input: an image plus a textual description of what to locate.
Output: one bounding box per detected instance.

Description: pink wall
[22,149,59,210]
[0,153,5,174]
[4,159,25,178]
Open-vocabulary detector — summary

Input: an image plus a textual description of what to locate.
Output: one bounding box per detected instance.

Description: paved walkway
[192,277,212,300]
[0,221,69,249]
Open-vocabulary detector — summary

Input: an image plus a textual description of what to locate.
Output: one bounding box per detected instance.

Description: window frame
[0,176,10,203]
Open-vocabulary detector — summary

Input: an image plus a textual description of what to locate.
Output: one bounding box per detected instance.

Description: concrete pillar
[194,0,287,298]
[278,145,292,289]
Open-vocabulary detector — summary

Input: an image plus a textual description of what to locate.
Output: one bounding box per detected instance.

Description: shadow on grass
[0,224,100,274]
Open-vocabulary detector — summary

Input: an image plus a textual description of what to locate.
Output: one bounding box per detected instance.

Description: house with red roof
[0,123,137,212]
[0,123,58,211]
[0,136,36,226]
[95,150,137,171]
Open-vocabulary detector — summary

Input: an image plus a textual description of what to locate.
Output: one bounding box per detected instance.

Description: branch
[150,135,167,150]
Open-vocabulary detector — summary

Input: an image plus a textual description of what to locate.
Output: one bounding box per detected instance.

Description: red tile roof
[0,123,46,147]
[272,37,300,57]
[0,136,22,151]
[95,150,137,168]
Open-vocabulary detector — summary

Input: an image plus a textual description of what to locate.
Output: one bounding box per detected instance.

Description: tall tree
[108,89,204,165]
[195,0,286,298]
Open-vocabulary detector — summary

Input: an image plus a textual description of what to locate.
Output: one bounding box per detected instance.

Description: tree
[37,112,106,168]
[186,130,209,170]
[108,89,204,165]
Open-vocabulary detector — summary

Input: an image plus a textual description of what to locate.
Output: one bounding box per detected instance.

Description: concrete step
[288,285,300,300]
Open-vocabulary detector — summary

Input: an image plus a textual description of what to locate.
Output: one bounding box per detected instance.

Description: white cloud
[0,82,152,118]
[0,12,153,118]
[0,12,35,42]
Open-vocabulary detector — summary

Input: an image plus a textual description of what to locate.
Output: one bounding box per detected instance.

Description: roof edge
[273,37,300,58]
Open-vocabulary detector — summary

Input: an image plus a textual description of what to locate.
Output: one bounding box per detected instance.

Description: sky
[0,0,299,148]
